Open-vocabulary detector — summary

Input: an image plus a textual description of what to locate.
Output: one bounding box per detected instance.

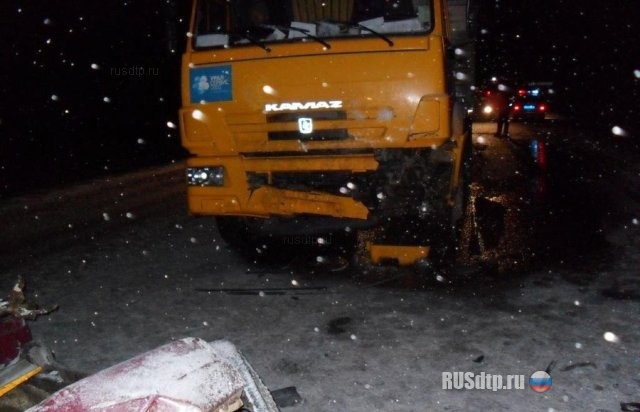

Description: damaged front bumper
[186,153,380,220]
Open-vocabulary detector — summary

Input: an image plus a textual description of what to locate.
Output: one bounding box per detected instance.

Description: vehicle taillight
[538,104,546,112]
[513,105,521,111]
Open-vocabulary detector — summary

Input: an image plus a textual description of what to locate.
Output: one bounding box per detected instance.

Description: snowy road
[2,120,640,411]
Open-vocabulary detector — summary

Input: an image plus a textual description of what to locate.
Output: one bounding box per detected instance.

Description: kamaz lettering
[264,101,343,112]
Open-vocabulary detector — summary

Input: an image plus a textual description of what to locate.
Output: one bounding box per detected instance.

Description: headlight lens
[186,166,225,186]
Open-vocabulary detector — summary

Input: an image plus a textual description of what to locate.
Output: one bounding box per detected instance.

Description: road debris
[0,277,57,320]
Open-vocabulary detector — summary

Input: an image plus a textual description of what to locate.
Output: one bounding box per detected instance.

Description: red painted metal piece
[0,315,32,366]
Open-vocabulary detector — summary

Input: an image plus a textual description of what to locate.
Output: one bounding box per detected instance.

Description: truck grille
[268,129,348,141]
[266,111,346,123]
[267,110,348,141]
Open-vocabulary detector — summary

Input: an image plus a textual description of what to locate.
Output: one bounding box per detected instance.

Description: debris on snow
[545,360,557,374]
[270,386,303,408]
[473,355,485,363]
[0,277,58,320]
[621,402,640,412]
[560,361,596,372]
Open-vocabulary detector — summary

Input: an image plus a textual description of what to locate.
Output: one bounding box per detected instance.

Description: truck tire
[215,216,292,264]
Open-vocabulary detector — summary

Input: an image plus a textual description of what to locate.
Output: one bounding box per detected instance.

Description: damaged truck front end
[180,0,473,266]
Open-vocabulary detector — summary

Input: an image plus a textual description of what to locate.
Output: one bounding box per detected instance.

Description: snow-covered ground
[1,121,639,411]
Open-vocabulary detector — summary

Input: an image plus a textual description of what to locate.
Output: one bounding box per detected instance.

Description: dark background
[0,0,191,196]
[1,0,638,197]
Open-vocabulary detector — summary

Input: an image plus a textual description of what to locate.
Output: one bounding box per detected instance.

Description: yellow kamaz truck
[180,0,475,267]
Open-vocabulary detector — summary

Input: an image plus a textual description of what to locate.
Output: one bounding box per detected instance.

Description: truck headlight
[186,166,225,186]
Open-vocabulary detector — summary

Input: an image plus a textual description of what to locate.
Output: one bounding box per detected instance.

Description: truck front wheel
[215,216,292,264]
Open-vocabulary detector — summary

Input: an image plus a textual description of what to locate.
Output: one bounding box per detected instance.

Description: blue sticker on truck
[190,66,232,103]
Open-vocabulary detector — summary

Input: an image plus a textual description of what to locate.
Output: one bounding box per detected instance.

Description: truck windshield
[193,0,433,49]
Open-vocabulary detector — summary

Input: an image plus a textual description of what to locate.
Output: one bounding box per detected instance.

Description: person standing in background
[493,87,511,137]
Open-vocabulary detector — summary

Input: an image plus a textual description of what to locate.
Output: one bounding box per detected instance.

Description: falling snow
[611,126,628,137]
[603,332,620,343]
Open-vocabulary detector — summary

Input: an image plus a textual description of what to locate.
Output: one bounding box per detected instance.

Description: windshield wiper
[356,24,394,47]
[234,31,271,53]
[279,26,332,49]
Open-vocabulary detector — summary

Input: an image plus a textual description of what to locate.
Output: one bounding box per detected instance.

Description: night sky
[0,0,191,195]
[1,0,638,196]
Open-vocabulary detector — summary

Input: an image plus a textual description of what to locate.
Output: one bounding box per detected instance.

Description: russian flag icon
[529,371,552,393]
